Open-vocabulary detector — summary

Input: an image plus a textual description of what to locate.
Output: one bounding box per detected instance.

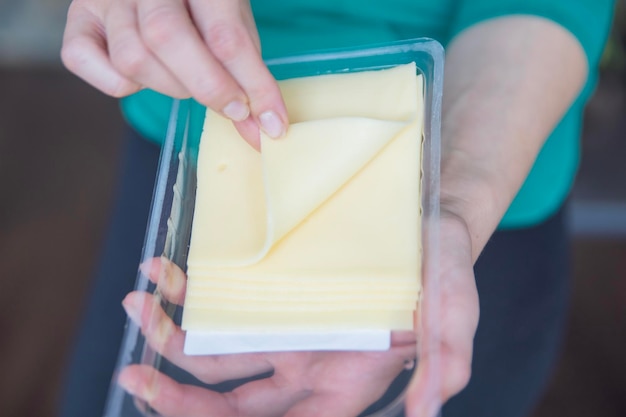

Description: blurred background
[0,1,624,417]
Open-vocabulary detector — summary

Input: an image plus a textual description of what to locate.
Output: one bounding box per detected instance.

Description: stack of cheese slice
[182,63,424,354]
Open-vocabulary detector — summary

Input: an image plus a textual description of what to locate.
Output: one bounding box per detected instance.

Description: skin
[121,257,418,417]
[406,16,587,416]
[61,0,287,148]
[61,0,588,415]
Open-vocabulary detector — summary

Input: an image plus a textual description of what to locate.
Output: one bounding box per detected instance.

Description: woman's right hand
[61,0,288,148]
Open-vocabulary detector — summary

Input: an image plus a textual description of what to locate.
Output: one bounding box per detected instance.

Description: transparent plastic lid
[103,38,443,417]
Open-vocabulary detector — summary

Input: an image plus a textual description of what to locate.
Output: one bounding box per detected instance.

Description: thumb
[405,214,479,417]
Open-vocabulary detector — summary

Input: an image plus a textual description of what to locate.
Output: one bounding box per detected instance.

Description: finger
[139,257,187,305]
[118,365,238,417]
[391,342,419,365]
[391,330,418,347]
[189,0,289,139]
[404,358,441,417]
[239,2,262,52]
[284,392,366,417]
[136,0,251,122]
[118,364,309,417]
[234,116,261,151]
[405,350,473,417]
[405,215,479,417]
[122,291,273,384]
[405,316,474,416]
[105,0,190,98]
[61,2,140,97]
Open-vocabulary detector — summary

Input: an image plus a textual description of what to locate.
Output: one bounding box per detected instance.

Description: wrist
[440,167,508,263]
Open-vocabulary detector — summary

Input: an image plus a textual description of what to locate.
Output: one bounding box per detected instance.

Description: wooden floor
[0,66,625,417]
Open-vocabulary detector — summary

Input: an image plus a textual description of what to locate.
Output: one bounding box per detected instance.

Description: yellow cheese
[182,309,415,332]
[184,300,418,312]
[184,296,417,312]
[185,285,419,298]
[182,63,423,332]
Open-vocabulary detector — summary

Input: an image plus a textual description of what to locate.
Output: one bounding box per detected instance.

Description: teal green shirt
[120,0,614,228]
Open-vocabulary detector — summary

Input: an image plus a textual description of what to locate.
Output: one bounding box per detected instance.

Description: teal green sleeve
[450,0,615,70]
[119,0,615,229]
[448,0,615,228]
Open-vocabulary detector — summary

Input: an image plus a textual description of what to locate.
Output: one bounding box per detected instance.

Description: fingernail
[118,372,138,395]
[122,295,142,326]
[138,260,152,277]
[118,372,154,402]
[259,110,284,138]
[223,100,250,121]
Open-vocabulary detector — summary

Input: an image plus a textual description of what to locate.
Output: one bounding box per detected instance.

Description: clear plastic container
[103,37,443,417]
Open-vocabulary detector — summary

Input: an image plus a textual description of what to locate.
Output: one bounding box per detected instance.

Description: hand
[119,217,478,417]
[404,210,479,417]
[61,0,288,148]
[119,257,418,417]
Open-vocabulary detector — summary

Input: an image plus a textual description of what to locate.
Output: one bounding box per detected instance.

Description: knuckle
[66,1,80,20]
[193,78,231,108]
[61,39,137,98]
[207,22,248,63]
[60,38,89,73]
[246,80,277,104]
[66,0,88,21]
[109,41,147,78]
[109,79,137,98]
[152,315,174,352]
[68,0,101,19]
[141,7,181,46]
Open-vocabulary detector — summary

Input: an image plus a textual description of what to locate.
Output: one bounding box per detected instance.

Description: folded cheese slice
[187,116,409,267]
[182,63,424,336]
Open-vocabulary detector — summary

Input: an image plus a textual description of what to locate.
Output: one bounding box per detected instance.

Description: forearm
[440,16,588,262]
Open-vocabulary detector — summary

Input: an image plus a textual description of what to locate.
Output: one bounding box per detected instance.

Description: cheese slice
[184,295,418,311]
[182,309,415,332]
[185,286,418,299]
[182,63,424,336]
